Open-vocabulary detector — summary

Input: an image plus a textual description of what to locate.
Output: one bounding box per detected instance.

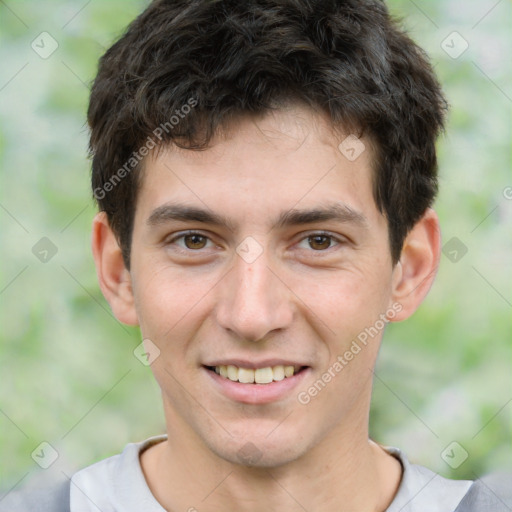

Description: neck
[140,414,402,512]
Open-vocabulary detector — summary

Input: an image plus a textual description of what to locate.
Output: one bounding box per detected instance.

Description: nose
[214,247,294,342]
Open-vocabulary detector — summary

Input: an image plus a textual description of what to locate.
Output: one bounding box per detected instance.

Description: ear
[388,207,441,322]
[91,211,139,326]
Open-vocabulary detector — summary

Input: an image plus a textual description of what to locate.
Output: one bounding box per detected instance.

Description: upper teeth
[214,365,298,384]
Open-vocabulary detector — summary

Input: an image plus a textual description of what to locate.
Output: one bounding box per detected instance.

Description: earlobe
[388,208,441,322]
[91,212,139,326]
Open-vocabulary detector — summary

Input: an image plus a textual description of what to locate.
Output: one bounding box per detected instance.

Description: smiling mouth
[204,365,308,384]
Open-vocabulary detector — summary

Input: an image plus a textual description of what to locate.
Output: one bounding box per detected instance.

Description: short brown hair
[88,0,447,268]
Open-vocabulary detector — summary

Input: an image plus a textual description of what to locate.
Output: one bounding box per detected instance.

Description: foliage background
[1,0,511,496]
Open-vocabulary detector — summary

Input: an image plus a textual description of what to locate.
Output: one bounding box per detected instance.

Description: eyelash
[165,230,345,255]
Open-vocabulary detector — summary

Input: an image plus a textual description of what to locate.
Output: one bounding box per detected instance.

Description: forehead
[136,106,382,228]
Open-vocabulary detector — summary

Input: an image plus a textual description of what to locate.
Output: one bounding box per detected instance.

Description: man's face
[129,106,400,466]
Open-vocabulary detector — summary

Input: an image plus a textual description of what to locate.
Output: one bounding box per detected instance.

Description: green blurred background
[0,0,511,495]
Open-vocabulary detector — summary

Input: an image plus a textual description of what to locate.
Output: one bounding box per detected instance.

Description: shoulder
[454,472,512,512]
[383,445,512,512]
[384,445,473,512]
[0,435,167,512]
[0,477,70,512]
[70,434,167,511]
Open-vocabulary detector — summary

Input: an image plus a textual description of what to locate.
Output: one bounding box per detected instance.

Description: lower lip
[203,367,311,405]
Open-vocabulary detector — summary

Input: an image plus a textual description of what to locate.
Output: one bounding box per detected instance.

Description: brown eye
[183,234,208,250]
[308,234,333,251]
[166,231,214,253]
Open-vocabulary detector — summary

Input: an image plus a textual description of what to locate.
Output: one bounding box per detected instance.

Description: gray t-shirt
[70,434,472,511]
[2,434,511,511]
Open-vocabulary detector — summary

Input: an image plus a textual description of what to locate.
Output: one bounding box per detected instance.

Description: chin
[206,430,309,469]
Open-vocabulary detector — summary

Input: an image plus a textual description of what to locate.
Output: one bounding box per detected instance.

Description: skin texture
[92,105,440,511]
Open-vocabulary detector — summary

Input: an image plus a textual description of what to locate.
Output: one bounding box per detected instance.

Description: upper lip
[203,359,309,370]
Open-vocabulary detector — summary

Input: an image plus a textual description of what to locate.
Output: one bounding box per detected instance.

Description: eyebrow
[146,202,369,231]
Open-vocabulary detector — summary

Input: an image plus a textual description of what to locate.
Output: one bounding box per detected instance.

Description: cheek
[133,263,220,341]
[132,250,392,355]
[291,267,392,343]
